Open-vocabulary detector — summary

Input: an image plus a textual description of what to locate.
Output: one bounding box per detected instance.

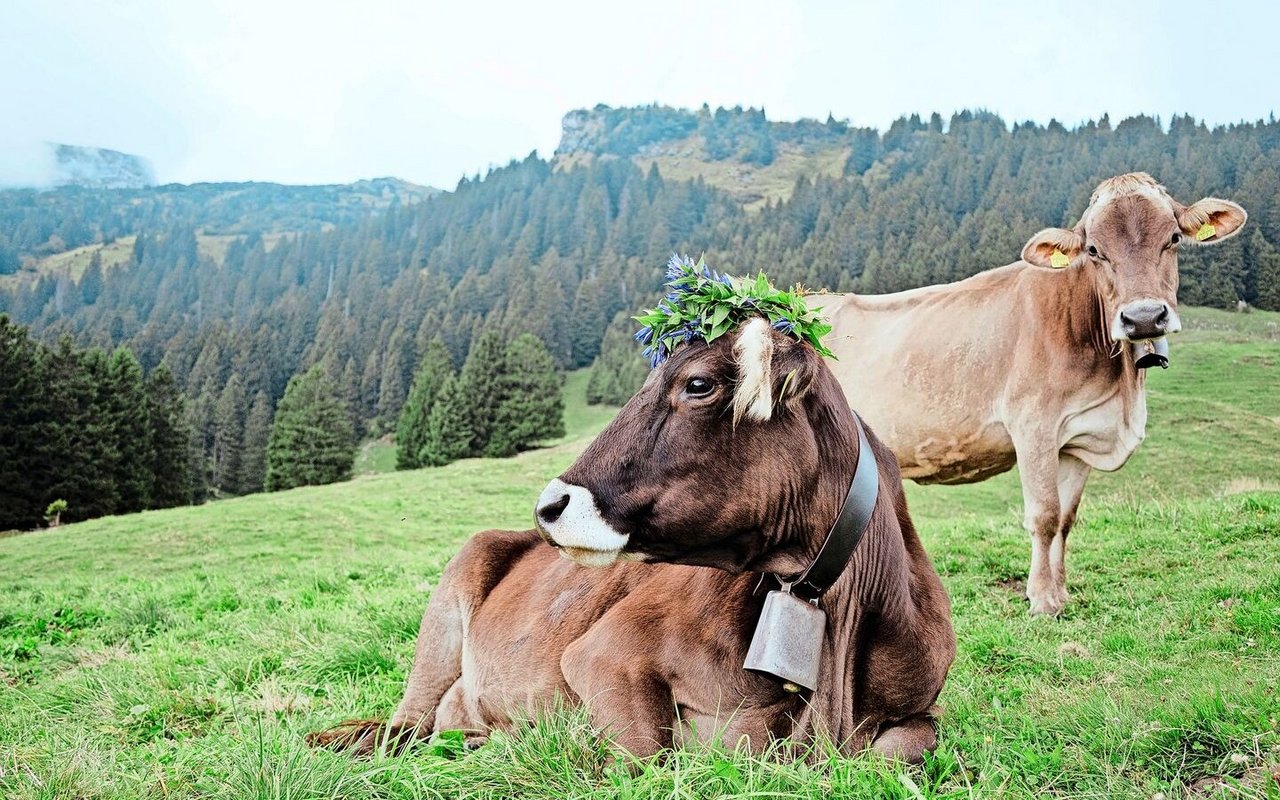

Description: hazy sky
[3,0,1277,188]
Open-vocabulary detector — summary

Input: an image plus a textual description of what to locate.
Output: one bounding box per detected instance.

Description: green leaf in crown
[633,255,835,368]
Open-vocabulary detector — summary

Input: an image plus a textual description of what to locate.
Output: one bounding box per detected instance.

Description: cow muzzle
[1113,299,1181,342]
[535,478,629,567]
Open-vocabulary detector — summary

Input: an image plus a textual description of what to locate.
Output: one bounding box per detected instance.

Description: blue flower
[666,253,697,281]
[771,318,796,334]
[634,327,654,345]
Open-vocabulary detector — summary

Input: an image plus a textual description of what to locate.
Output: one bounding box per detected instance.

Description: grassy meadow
[2,307,1278,799]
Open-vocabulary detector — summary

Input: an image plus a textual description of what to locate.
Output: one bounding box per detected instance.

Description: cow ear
[769,336,821,415]
[1022,227,1084,269]
[1177,198,1247,244]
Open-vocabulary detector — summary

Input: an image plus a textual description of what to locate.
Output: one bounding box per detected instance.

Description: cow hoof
[1027,595,1065,617]
[870,716,937,764]
[464,735,488,751]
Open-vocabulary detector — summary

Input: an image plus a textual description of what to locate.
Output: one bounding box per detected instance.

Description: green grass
[2,308,1279,799]
[355,436,399,476]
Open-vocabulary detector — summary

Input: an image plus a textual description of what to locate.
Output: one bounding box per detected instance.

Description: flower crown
[633,255,835,368]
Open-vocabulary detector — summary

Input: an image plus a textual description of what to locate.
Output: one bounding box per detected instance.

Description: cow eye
[1087,245,1099,258]
[685,377,716,397]
[1170,232,1182,246]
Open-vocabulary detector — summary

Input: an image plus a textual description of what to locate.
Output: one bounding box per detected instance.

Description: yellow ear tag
[1195,222,1216,241]
[1049,249,1071,268]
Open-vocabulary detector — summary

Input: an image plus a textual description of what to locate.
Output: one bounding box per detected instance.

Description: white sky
[2,0,1277,188]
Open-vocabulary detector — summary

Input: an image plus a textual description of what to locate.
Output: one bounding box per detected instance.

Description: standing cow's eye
[1087,245,1100,258]
[1170,232,1182,246]
[684,377,716,398]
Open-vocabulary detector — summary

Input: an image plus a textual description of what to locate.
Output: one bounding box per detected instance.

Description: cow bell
[743,589,825,693]
[1132,338,1169,370]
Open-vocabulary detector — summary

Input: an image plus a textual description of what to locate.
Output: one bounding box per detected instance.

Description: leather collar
[777,412,879,602]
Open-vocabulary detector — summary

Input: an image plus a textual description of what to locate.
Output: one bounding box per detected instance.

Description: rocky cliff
[50,143,155,189]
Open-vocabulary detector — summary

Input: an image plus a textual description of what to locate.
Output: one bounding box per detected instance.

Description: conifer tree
[265,365,355,491]
[419,375,473,467]
[107,347,153,513]
[0,316,45,530]
[189,381,217,498]
[145,364,192,509]
[456,330,507,456]
[80,251,104,306]
[586,312,649,406]
[185,407,209,505]
[377,325,412,428]
[396,337,453,469]
[568,279,607,367]
[487,334,564,457]
[1248,229,1280,311]
[339,357,363,441]
[212,373,248,495]
[239,390,273,494]
[40,342,118,522]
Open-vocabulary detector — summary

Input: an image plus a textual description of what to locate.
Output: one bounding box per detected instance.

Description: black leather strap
[786,413,879,601]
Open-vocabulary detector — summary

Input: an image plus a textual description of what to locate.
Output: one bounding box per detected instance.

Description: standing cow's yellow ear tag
[1049,249,1071,268]
[1195,222,1216,241]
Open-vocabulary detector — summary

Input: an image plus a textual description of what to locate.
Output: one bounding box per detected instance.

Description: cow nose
[537,493,571,529]
[1118,301,1171,340]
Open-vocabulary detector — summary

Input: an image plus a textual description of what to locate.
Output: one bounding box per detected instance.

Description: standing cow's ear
[1022,227,1085,269]
[1177,198,1247,244]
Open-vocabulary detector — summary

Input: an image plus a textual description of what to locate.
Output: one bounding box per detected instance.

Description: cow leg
[307,572,467,754]
[1014,438,1064,616]
[561,616,673,759]
[1051,454,1092,609]
[308,531,543,754]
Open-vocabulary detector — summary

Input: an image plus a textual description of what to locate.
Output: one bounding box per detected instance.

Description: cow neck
[1069,263,1139,382]
[788,406,917,752]
[778,412,878,602]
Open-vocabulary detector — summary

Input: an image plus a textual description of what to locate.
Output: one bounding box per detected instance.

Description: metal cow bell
[1132,338,1169,370]
[743,588,826,693]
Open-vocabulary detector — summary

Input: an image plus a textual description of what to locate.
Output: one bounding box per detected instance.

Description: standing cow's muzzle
[1113,299,1180,342]
[1113,299,1179,369]
[535,478,630,567]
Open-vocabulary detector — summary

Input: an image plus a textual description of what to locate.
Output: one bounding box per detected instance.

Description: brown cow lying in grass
[310,317,955,761]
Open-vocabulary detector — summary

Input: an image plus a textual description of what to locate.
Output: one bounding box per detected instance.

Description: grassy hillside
[2,308,1278,799]
[557,141,850,211]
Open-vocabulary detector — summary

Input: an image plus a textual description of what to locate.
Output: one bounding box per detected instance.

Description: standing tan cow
[310,318,955,761]
[817,173,1246,615]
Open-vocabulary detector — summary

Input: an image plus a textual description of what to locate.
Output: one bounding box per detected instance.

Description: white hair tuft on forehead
[732,317,774,425]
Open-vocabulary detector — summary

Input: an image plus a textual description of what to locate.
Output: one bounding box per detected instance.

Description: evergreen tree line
[0,178,435,268]
[396,333,564,469]
[0,311,367,529]
[0,314,194,531]
[3,109,1279,469]
[563,104,857,166]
